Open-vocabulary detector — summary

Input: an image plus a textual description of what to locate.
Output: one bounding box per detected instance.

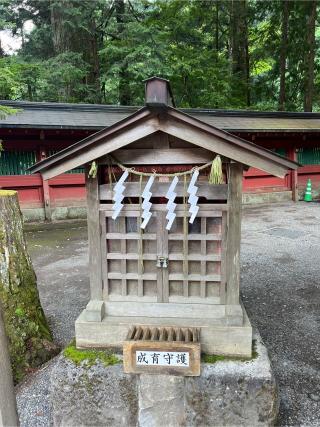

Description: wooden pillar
[42,179,52,221]
[85,165,104,321]
[288,147,298,202]
[0,305,19,427]
[38,144,52,221]
[226,162,243,306]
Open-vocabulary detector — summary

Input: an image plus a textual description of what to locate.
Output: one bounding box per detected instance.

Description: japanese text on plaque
[136,351,190,367]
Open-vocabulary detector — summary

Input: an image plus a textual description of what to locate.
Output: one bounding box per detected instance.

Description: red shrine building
[1,91,320,221]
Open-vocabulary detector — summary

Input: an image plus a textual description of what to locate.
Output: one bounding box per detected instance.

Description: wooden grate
[126,325,200,343]
[101,205,226,304]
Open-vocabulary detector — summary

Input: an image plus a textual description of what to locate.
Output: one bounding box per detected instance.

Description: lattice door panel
[164,206,226,305]
[100,204,226,307]
[100,208,162,302]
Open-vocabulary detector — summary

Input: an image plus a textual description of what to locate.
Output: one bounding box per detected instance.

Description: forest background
[0,0,319,112]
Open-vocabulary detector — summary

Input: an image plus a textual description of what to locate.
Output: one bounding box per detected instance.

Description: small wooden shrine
[30,77,298,357]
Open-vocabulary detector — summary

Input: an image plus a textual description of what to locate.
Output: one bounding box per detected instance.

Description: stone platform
[75,304,253,358]
[50,333,278,427]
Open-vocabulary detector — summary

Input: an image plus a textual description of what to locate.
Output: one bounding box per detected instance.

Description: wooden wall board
[100,182,228,201]
[112,147,214,165]
[99,203,228,213]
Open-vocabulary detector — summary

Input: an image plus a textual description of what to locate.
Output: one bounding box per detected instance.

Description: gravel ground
[241,202,320,427]
[16,202,320,426]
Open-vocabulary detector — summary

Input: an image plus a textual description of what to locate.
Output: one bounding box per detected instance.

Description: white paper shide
[165,176,179,230]
[187,169,199,224]
[141,175,155,229]
[112,170,129,220]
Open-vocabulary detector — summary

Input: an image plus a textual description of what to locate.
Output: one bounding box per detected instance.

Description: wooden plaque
[123,326,201,376]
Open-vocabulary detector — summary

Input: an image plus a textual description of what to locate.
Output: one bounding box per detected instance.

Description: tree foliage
[0,0,319,111]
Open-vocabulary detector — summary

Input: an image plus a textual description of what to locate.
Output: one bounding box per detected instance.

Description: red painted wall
[0,174,85,208]
[1,127,319,215]
[2,166,317,213]
[243,168,290,192]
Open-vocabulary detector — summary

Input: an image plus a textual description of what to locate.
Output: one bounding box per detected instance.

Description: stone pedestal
[50,334,278,427]
[75,305,253,357]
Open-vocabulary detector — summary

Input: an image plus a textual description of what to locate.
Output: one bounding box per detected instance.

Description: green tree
[1,0,320,111]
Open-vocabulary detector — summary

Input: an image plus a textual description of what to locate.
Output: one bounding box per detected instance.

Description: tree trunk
[230,0,250,106]
[0,305,19,426]
[50,0,70,54]
[83,15,101,103]
[215,0,219,51]
[303,0,317,112]
[115,0,131,105]
[0,191,58,383]
[278,0,289,111]
[0,38,4,58]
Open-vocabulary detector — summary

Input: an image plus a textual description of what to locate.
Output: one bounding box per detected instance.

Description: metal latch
[156,256,168,268]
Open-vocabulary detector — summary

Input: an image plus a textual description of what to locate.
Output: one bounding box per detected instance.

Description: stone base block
[75,305,252,358]
[21,206,87,222]
[50,333,278,426]
[84,300,105,322]
[242,190,292,205]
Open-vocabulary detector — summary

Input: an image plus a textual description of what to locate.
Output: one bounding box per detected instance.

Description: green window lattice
[0,151,37,175]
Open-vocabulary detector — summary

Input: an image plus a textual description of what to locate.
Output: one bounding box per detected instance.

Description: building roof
[1,100,320,132]
[29,104,299,180]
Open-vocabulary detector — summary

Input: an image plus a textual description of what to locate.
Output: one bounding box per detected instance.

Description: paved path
[16,203,320,426]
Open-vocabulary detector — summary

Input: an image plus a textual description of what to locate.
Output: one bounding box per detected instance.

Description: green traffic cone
[304,179,312,202]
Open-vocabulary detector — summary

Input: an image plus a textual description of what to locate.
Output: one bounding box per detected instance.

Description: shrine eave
[28,104,299,180]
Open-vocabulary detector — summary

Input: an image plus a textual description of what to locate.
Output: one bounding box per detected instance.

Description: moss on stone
[202,340,259,364]
[202,354,228,363]
[63,340,121,367]
[252,339,258,359]
[0,190,17,196]
[0,191,58,383]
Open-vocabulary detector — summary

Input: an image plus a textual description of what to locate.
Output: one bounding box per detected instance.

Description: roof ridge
[0,100,140,113]
[1,99,320,118]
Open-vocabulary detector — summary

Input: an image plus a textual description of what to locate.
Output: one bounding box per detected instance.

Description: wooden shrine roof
[2,99,320,132]
[28,105,299,180]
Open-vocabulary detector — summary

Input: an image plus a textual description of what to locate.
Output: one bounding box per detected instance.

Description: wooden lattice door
[164,205,226,305]
[101,206,162,304]
[100,202,226,319]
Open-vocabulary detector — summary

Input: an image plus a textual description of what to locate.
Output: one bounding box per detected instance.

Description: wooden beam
[111,147,214,165]
[226,163,243,306]
[288,147,299,202]
[160,117,289,178]
[167,108,298,171]
[99,203,228,213]
[42,117,159,180]
[85,165,103,302]
[100,211,108,300]
[100,182,228,200]
[38,147,52,221]
[42,178,52,221]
